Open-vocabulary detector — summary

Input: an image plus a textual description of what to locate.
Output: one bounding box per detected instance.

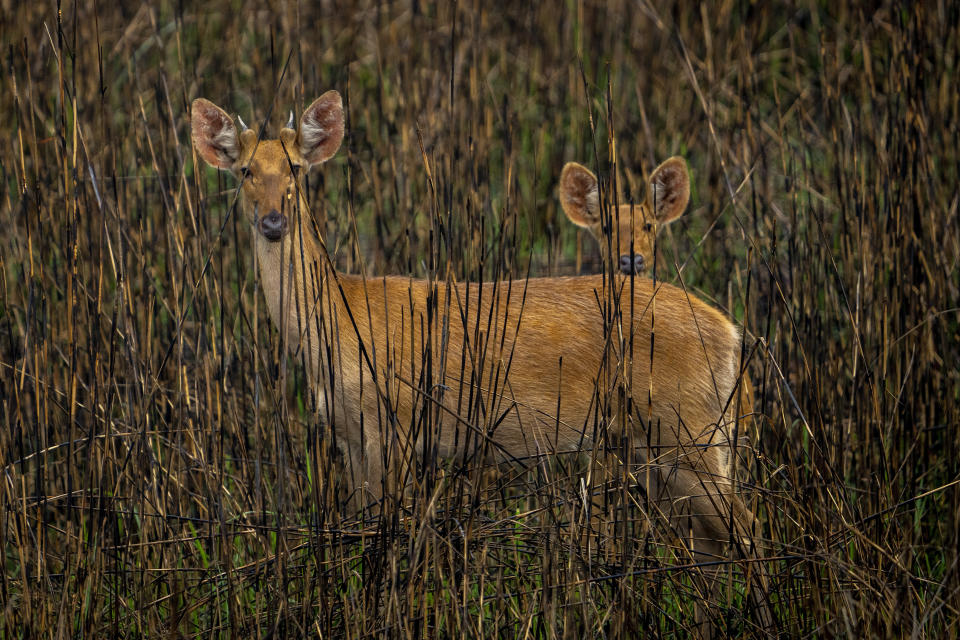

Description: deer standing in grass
[190,92,759,566]
[559,159,757,478]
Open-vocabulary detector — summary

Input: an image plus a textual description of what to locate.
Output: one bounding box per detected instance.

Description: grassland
[1,1,958,637]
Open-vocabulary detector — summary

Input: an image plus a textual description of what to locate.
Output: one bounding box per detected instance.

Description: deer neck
[244,195,331,354]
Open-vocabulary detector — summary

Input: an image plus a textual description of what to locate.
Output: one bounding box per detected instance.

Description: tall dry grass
[1,1,958,637]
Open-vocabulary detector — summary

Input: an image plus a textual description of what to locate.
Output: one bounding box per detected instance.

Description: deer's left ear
[191,98,240,169]
[299,91,345,165]
[648,156,690,224]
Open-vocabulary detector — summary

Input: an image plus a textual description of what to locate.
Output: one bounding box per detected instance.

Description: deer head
[190,91,345,242]
[558,156,690,275]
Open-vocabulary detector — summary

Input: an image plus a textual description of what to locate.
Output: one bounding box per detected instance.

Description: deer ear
[648,156,690,223]
[559,163,601,228]
[191,98,240,169]
[299,90,345,165]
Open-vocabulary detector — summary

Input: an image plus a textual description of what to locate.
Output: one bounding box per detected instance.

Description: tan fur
[191,95,759,562]
[559,157,758,476]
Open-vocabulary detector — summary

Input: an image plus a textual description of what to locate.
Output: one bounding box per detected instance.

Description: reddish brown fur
[559,158,758,473]
[191,94,758,562]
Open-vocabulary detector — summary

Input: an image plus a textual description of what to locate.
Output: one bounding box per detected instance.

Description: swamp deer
[190,92,759,565]
[559,158,758,478]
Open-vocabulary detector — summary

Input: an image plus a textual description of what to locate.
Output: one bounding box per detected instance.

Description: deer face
[191,92,345,242]
[234,136,302,241]
[558,157,690,275]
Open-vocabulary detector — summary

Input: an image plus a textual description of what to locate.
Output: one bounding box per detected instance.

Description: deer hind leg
[686,435,775,635]
[638,449,772,637]
[334,435,388,518]
[687,484,773,637]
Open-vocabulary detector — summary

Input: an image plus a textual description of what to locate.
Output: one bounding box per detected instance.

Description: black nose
[619,253,645,274]
[259,210,287,241]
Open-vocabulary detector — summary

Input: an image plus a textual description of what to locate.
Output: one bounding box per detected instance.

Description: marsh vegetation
[1,1,958,637]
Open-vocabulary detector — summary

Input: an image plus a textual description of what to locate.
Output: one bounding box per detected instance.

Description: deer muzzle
[619,253,645,275]
[258,210,288,242]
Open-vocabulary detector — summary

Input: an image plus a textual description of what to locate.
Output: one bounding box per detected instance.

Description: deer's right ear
[299,91,345,165]
[558,162,601,228]
[191,98,240,169]
[648,156,690,224]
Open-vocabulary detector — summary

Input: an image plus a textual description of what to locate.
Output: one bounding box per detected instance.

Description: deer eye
[643,223,653,232]
[239,167,251,180]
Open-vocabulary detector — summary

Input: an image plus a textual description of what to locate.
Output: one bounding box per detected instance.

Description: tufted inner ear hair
[558,162,601,228]
[298,91,345,165]
[648,157,690,224]
[191,98,240,169]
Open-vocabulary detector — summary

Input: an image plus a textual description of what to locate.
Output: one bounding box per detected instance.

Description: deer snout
[619,253,645,274]
[258,210,288,241]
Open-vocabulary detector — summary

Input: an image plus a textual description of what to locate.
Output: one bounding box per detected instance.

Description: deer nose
[619,253,645,275]
[258,210,287,241]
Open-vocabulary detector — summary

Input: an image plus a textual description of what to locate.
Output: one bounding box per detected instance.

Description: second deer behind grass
[558,156,759,474]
